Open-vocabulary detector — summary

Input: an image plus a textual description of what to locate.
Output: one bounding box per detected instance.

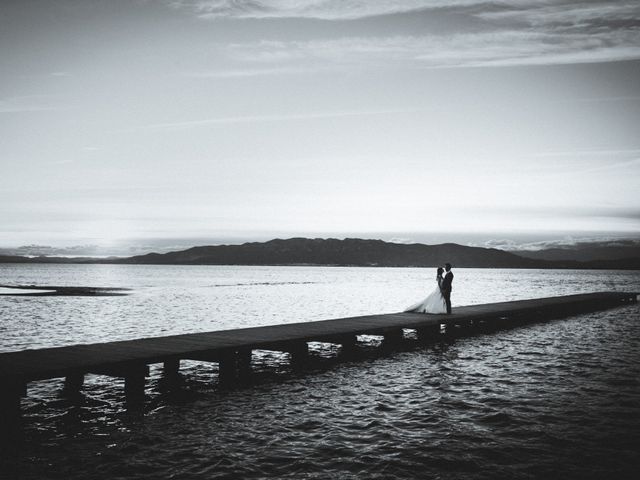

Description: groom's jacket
[442,272,454,292]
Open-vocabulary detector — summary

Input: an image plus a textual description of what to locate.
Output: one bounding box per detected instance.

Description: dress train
[405,279,447,314]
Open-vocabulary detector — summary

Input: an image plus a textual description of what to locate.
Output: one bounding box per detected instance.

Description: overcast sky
[1,0,639,250]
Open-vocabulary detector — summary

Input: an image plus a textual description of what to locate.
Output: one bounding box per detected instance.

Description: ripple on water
[1,267,640,479]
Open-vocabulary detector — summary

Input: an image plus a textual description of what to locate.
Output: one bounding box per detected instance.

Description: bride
[405,267,448,314]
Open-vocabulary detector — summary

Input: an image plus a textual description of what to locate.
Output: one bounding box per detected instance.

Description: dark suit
[441,271,454,314]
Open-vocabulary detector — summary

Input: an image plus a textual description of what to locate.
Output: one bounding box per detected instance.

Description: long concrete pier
[0,292,637,427]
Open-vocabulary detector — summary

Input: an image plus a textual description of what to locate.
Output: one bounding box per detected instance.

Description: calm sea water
[1,265,639,479]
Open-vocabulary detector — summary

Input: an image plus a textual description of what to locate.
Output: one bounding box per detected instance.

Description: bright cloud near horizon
[1,0,639,248]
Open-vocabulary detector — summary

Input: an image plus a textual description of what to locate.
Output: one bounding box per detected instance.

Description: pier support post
[218,351,238,385]
[289,342,309,367]
[164,359,180,377]
[162,359,181,387]
[417,325,441,343]
[0,381,25,446]
[339,335,358,354]
[494,316,511,329]
[383,329,404,346]
[63,373,84,396]
[124,365,148,404]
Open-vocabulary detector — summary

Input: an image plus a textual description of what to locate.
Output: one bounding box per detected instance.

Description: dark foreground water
[1,266,639,479]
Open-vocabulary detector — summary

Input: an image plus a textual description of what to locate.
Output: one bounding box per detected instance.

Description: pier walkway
[0,291,637,425]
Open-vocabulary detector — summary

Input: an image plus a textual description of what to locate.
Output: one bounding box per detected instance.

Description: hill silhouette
[113,237,546,268]
[2,238,639,269]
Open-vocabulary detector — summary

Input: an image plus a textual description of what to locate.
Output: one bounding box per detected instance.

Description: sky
[1,0,640,253]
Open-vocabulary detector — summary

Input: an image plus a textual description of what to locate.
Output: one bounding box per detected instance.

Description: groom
[441,263,454,314]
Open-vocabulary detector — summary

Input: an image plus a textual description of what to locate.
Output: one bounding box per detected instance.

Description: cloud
[0,244,102,257]
[483,236,640,252]
[179,1,640,68]
[168,0,480,20]
[387,237,416,244]
[513,206,640,221]
[181,66,315,78]
[171,0,640,29]
[524,149,640,174]
[476,1,640,29]
[134,107,417,130]
[560,95,640,104]
[0,95,66,113]
[581,158,640,174]
[223,28,640,68]
[529,148,640,158]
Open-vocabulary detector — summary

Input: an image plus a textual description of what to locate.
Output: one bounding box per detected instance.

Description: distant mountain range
[1,237,639,269]
[509,240,640,262]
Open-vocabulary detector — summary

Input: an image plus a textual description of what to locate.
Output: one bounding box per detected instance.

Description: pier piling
[217,351,239,385]
[338,334,358,353]
[289,342,310,366]
[124,365,148,402]
[0,381,24,429]
[163,359,180,377]
[417,325,441,342]
[383,329,404,346]
[63,373,84,396]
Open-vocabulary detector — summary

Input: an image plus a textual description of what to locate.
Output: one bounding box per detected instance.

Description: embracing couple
[405,263,453,315]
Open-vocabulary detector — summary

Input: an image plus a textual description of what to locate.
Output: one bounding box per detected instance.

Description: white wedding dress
[405,276,447,314]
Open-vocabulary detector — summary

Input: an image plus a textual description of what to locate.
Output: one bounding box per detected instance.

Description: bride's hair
[436,267,444,276]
